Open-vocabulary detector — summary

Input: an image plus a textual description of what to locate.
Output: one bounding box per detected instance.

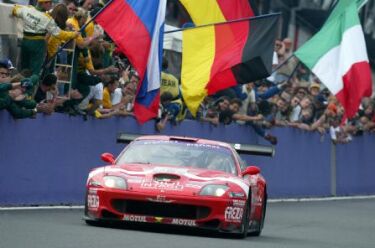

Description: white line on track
[268,195,375,203]
[0,206,84,211]
[1,195,375,211]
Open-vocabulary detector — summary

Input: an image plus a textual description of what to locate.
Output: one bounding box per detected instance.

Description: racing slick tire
[250,193,267,236]
[234,193,251,238]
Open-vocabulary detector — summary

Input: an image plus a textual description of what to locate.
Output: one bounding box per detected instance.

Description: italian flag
[295,0,372,118]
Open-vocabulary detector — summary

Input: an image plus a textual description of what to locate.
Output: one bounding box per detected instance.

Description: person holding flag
[95,0,167,123]
[294,0,373,121]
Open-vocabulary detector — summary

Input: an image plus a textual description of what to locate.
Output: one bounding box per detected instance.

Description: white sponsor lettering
[171,219,196,226]
[123,215,147,222]
[185,183,202,189]
[153,167,188,174]
[232,199,246,207]
[225,207,243,222]
[127,177,143,183]
[88,188,98,194]
[141,180,184,191]
[87,194,99,209]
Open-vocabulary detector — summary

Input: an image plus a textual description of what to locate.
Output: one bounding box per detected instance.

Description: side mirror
[242,166,261,176]
[101,153,115,164]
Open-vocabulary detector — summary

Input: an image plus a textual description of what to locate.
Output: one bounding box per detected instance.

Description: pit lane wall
[0,111,374,206]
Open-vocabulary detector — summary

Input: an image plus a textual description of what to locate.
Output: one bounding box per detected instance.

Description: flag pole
[286,61,301,83]
[271,54,296,73]
[164,12,281,34]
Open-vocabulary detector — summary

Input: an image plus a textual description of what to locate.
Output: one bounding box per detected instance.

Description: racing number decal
[87,194,99,209]
[225,207,243,222]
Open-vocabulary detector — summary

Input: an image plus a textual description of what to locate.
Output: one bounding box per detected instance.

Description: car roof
[134,135,233,149]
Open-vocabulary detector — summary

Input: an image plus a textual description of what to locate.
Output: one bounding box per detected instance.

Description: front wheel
[234,197,250,239]
[250,194,267,236]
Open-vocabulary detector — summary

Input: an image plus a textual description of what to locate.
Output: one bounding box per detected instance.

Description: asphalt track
[0,199,374,248]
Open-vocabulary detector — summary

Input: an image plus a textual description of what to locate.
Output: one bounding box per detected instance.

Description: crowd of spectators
[0,0,374,145]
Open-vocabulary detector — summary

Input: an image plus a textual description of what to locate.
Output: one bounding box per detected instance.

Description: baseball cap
[309,82,320,90]
[0,59,14,70]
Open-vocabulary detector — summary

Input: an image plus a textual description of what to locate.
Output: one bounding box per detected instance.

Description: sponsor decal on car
[154,217,164,223]
[87,194,99,210]
[224,207,243,222]
[146,195,175,203]
[123,215,196,227]
[171,218,196,226]
[153,167,188,174]
[185,183,202,189]
[123,214,147,222]
[141,180,184,191]
[126,176,144,183]
[231,199,246,207]
[88,188,98,194]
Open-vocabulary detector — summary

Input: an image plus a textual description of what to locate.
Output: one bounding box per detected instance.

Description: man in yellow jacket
[12,0,78,75]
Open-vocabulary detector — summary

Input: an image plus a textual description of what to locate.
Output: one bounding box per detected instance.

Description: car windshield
[116,140,237,174]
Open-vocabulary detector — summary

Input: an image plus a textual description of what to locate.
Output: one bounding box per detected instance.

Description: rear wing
[116,133,275,157]
[117,133,140,144]
[230,143,275,157]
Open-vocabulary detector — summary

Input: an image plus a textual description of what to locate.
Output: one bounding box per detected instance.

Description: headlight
[199,184,229,197]
[103,176,127,189]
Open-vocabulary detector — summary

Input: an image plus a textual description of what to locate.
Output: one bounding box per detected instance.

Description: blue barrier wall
[336,134,375,195]
[0,111,374,206]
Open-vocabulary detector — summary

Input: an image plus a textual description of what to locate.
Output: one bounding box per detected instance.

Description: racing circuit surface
[1,198,374,248]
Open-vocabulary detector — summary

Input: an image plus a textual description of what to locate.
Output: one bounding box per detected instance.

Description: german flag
[181,14,279,116]
[180,0,258,25]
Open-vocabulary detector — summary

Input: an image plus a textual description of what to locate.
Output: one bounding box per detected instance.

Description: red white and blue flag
[95,0,167,123]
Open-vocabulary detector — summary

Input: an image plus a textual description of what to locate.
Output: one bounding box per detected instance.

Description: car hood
[98,164,249,196]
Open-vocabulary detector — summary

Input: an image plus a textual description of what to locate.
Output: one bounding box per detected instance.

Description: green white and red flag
[295,0,372,119]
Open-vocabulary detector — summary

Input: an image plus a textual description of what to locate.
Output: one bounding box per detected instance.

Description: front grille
[112,199,210,219]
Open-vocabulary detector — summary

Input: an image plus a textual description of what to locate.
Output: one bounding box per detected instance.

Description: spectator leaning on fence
[0,60,37,118]
[66,8,118,114]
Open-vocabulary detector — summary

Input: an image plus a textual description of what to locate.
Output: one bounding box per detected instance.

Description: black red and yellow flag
[181,14,279,116]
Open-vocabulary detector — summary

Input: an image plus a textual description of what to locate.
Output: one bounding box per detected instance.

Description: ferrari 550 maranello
[84,134,274,238]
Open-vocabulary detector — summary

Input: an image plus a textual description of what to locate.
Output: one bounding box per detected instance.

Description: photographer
[155,92,184,132]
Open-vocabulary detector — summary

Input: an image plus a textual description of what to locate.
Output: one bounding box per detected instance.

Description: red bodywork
[84,135,267,235]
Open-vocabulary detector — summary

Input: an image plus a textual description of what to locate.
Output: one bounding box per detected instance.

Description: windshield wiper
[128,161,151,164]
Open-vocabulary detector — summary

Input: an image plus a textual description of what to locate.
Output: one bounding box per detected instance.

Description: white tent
[163,24,182,53]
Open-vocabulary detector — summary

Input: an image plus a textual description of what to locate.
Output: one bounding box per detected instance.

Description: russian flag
[95,0,166,123]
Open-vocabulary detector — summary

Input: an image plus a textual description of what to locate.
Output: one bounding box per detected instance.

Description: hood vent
[153,173,181,182]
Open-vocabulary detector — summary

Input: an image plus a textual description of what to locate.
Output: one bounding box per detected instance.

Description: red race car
[84,134,274,238]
